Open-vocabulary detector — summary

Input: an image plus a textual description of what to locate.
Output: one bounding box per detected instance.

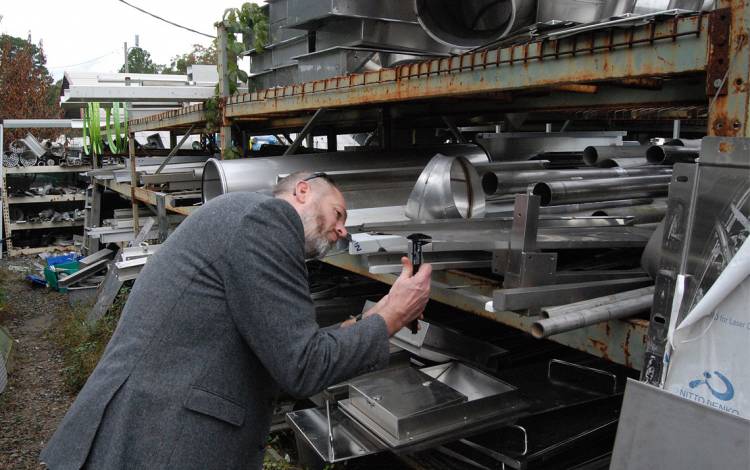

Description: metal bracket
[502,194,558,291]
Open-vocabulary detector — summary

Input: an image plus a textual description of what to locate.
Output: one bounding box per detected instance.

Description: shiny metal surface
[643,138,750,385]
[590,199,667,224]
[340,362,519,447]
[645,145,700,165]
[493,277,653,311]
[347,366,467,440]
[286,0,417,29]
[201,144,489,202]
[610,379,750,470]
[391,320,508,368]
[353,216,653,252]
[475,131,625,161]
[405,154,486,220]
[482,167,672,197]
[531,290,654,338]
[532,175,671,206]
[415,0,537,49]
[537,0,636,24]
[286,406,387,463]
[314,17,452,54]
[582,145,650,166]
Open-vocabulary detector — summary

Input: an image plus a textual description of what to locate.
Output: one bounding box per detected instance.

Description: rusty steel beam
[324,253,647,370]
[129,104,207,133]
[708,2,750,138]
[226,14,710,119]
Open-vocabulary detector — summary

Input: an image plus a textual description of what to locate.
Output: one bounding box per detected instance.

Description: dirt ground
[0,259,74,469]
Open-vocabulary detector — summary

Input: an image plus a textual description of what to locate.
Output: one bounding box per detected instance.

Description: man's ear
[295,181,310,203]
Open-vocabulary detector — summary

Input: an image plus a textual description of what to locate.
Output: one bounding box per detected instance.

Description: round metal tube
[542,285,655,318]
[583,145,650,166]
[646,145,700,165]
[531,291,654,338]
[405,154,485,219]
[415,0,537,49]
[201,144,489,202]
[591,199,668,225]
[532,175,671,206]
[665,138,702,149]
[482,167,672,196]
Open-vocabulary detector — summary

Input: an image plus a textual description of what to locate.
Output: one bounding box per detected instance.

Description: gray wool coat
[40,192,390,470]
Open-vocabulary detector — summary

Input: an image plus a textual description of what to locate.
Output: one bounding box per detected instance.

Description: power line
[47,49,120,70]
[118,0,216,39]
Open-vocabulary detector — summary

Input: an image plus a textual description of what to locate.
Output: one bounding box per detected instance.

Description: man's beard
[301,203,334,259]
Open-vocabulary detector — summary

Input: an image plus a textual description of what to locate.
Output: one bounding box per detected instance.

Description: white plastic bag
[664,238,750,418]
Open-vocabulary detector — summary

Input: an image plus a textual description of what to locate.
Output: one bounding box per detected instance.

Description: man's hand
[374,257,432,336]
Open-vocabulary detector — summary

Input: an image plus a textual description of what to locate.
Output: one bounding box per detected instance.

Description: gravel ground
[0,258,74,469]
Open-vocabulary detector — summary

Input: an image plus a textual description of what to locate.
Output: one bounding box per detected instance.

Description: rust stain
[623,329,632,369]
[589,338,611,361]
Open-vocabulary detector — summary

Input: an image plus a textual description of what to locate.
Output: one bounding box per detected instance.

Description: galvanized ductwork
[415,0,537,50]
[201,144,490,203]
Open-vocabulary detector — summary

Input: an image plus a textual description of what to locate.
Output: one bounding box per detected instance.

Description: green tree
[119,47,160,74]
[161,43,217,75]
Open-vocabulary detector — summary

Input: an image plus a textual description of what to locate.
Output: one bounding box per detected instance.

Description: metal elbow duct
[201,145,490,203]
[405,154,485,220]
[415,0,537,50]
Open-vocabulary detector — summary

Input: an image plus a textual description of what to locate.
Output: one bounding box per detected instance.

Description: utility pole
[123,42,129,74]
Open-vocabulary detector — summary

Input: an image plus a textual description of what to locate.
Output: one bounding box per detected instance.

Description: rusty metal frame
[226,13,710,118]
[707,1,750,137]
[324,253,647,371]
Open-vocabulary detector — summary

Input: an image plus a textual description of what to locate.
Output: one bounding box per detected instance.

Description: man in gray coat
[41,172,432,469]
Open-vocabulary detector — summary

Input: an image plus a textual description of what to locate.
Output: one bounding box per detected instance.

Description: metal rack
[105,3,748,370]
[1,120,93,257]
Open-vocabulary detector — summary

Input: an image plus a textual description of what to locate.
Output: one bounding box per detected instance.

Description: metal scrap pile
[200,131,702,337]
[2,132,86,168]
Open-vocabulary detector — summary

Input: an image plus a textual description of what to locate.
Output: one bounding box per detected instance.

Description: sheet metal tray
[340,362,519,447]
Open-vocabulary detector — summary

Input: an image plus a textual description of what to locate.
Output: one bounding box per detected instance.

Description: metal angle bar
[284,108,327,155]
[57,259,110,288]
[493,277,654,311]
[154,124,197,174]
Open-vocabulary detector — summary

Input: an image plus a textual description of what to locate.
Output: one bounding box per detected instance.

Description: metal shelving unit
[109,3,749,370]
[1,120,91,256]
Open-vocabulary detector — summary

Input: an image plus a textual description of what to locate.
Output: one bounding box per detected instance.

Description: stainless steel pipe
[415,0,537,49]
[591,199,667,225]
[532,175,671,206]
[482,167,672,197]
[201,144,490,202]
[583,145,651,166]
[646,145,700,165]
[542,285,655,318]
[531,287,655,338]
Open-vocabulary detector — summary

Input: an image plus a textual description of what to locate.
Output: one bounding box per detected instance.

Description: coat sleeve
[223,197,389,398]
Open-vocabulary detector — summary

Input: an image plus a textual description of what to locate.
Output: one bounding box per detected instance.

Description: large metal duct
[482,167,672,197]
[415,0,537,50]
[531,175,671,206]
[405,154,485,220]
[201,144,490,203]
[591,199,668,225]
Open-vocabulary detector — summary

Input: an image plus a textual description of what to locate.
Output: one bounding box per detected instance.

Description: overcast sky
[0,0,259,80]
